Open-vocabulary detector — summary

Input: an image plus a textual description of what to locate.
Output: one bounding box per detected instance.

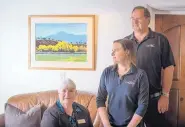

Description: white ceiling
[143,0,185,10]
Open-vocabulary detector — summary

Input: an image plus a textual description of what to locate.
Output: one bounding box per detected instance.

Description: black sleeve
[96,69,108,108]
[40,109,59,127]
[161,36,176,68]
[135,71,149,117]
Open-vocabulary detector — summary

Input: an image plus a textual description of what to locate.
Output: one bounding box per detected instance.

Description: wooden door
[155,14,185,127]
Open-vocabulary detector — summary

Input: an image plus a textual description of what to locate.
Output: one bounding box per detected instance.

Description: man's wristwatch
[162,91,170,98]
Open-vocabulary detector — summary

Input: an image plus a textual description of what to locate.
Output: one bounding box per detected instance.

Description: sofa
[0,90,103,127]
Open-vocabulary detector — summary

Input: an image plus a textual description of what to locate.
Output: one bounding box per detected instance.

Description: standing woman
[96,39,149,127]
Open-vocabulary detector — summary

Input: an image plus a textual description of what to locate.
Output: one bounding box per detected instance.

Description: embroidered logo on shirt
[125,81,135,85]
[146,44,155,48]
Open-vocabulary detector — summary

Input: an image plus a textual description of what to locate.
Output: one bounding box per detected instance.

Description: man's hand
[158,95,169,113]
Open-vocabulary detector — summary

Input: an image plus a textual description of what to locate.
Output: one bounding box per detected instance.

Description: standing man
[124,6,175,127]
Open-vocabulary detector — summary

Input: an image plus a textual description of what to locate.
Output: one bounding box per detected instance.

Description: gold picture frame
[28,15,96,70]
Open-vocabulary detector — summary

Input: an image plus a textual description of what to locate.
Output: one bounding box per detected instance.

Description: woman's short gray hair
[58,78,76,90]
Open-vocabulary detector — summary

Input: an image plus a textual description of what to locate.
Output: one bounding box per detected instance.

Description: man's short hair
[132,6,150,18]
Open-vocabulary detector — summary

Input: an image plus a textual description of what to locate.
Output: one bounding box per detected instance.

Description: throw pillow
[5,103,41,127]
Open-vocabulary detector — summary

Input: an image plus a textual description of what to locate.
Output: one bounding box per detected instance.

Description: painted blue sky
[35,23,87,37]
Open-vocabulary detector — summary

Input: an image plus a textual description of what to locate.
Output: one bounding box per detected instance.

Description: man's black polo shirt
[124,28,175,94]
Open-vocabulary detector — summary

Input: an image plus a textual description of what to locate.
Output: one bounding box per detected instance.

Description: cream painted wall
[0,0,139,114]
[1,0,184,114]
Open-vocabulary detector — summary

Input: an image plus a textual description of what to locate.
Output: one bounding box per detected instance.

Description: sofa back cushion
[7,90,97,122]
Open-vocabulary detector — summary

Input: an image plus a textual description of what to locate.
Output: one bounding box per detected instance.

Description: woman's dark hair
[113,39,136,64]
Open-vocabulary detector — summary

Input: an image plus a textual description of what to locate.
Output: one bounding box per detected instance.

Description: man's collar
[129,27,155,41]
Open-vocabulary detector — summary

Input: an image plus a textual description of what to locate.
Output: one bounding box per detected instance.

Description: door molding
[146,4,185,30]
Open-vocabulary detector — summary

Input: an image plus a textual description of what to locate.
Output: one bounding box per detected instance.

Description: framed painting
[28,15,96,70]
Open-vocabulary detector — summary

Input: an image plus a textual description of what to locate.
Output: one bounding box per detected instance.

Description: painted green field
[36,53,87,62]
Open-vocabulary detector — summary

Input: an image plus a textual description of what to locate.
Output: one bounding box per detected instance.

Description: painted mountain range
[38,31,87,44]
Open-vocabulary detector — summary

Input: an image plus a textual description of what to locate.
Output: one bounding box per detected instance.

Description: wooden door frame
[147,5,185,127]
[146,4,185,30]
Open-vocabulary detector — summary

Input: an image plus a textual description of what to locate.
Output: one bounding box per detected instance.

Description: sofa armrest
[0,114,5,127]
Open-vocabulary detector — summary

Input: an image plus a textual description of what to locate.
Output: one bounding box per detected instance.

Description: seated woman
[41,78,93,127]
[96,39,149,127]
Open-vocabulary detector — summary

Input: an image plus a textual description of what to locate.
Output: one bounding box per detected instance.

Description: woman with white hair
[41,78,93,127]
